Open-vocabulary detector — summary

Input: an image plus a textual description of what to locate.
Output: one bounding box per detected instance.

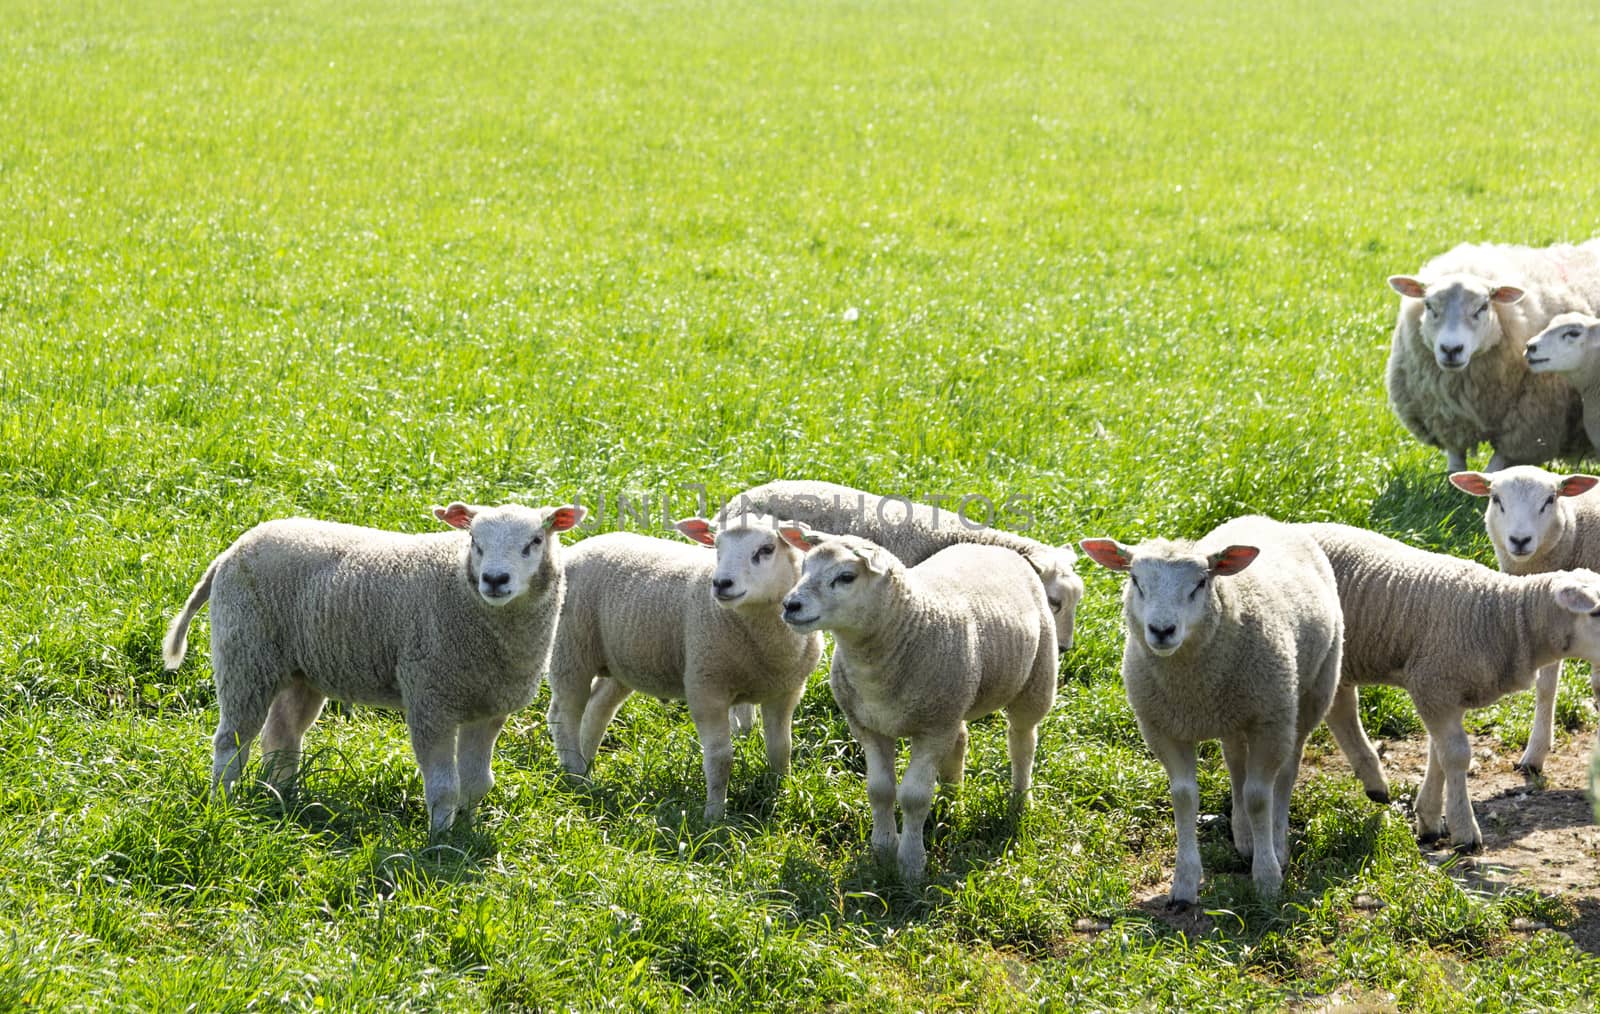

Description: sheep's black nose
[1440,343,1465,360]
[783,598,803,614]
[1148,623,1176,641]
[1510,535,1533,553]
[712,577,735,592]
[482,572,511,591]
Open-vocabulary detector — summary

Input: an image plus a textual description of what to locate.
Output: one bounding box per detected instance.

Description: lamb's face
[677,513,806,609]
[1552,570,1600,664]
[1389,273,1524,372]
[434,502,585,607]
[1449,468,1597,564]
[778,535,894,634]
[1080,538,1259,658]
[1034,546,1086,654]
[1524,312,1600,375]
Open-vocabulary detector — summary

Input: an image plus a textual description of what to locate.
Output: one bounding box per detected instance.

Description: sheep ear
[1388,276,1426,299]
[545,506,586,533]
[778,525,821,552]
[855,546,892,575]
[1491,285,1525,305]
[1449,472,1493,497]
[1559,475,1600,498]
[675,517,718,547]
[1079,538,1134,572]
[1207,545,1259,577]
[433,502,476,530]
[1555,581,1600,615]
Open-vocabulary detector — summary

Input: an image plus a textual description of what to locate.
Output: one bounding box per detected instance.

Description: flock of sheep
[162,240,1600,909]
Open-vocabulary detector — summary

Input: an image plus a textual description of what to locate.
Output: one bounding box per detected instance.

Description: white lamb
[725,480,1083,654]
[1448,466,1600,773]
[778,530,1057,883]
[1524,311,1600,452]
[544,513,822,821]
[1300,522,1600,851]
[1385,240,1600,472]
[1080,516,1342,908]
[162,501,584,836]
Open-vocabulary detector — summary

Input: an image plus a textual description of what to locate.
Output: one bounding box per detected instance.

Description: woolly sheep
[1080,516,1341,907]
[726,480,1084,653]
[162,501,584,836]
[778,531,1057,883]
[1448,465,1600,774]
[1300,522,1600,851]
[1385,241,1600,472]
[1524,311,1600,452]
[543,513,822,821]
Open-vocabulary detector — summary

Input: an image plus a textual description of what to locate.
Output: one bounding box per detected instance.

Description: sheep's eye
[832,572,856,587]
[1569,329,1584,340]
[1424,303,1438,316]
[1491,494,1502,509]
[472,541,483,556]
[753,545,774,564]
[1543,495,1556,511]
[1047,597,1063,611]
[1474,303,1488,318]
[523,537,541,556]
[1129,575,1143,595]
[1190,578,1207,599]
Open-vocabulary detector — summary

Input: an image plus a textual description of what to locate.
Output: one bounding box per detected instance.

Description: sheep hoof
[1165,896,1193,914]
[1512,762,1541,779]
[1364,788,1391,805]
[1417,830,1444,846]
[1453,839,1483,856]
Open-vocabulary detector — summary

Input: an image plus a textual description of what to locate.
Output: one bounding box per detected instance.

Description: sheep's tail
[163,558,219,669]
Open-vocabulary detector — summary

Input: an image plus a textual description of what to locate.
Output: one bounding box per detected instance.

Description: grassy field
[4,0,1600,1008]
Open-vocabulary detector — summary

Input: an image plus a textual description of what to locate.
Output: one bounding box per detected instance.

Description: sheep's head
[1524,311,1600,376]
[776,530,899,635]
[1449,467,1597,567]
[1024,545,1085,654]
[1080,537,1258,657]
[433,502,585,606]
[1389,273,1524,371]
[1552,569,1600,664]
[675,511,807,610]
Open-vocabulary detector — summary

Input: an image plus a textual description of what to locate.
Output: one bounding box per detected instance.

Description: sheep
[1080,516,1342,908]
[1384,240,1600,472]
[162,501,584,836]
[725,480,1083,654]
[1448,465,1600,774]
[1524,311,1600,452]
[777,530,1057,883]
[1298,521,1600,852]
[543,512,822,821]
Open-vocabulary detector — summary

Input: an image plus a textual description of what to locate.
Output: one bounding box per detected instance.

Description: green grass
[4,0,1600,1008]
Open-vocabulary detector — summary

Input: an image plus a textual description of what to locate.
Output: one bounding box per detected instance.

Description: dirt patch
[1311,730,1600,953]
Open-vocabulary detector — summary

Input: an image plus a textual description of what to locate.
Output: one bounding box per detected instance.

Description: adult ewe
[1386,240,1600,471]
[164,501,583,836]
[1081,516,1341,908]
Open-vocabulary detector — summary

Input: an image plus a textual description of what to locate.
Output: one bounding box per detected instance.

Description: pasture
[3,0,1600,1008]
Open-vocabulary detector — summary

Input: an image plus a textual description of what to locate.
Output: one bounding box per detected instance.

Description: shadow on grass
[1365,464,1490,557]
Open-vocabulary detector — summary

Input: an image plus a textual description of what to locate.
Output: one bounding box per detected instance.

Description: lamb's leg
[546,670,596,775]
[1143,730,1202,910]
[1414,735,1448,844]
[1003,717,1039,805]
[1419,709,1479,852]
[688,695,735,822]
[456,713,508,822]
[1484,450,1509,473]
[1323,682,1390,804]
[937,721,968,788]
[851,720,900,866]
[760,688,804,778]
[577,677,634,769]
[408,714,462,838]
[898,730,956,884]
[1220,734,1253,859]
[258,677,326,792]
[1516,662,1560,776]
[1242,737,1288,899]
[210,657,280,796]
[729,703,757,739]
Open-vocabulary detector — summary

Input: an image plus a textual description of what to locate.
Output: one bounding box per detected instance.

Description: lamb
[1384,240,1600,472]
[543,512,823,821]
[1524,311,1600,452]
[1080,516,1342,907]
[725,480,1084,653]
[1298,522,1600,852]
[1448,466,1600,773]
[777,531,1057,883]
[162,500,584,836]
